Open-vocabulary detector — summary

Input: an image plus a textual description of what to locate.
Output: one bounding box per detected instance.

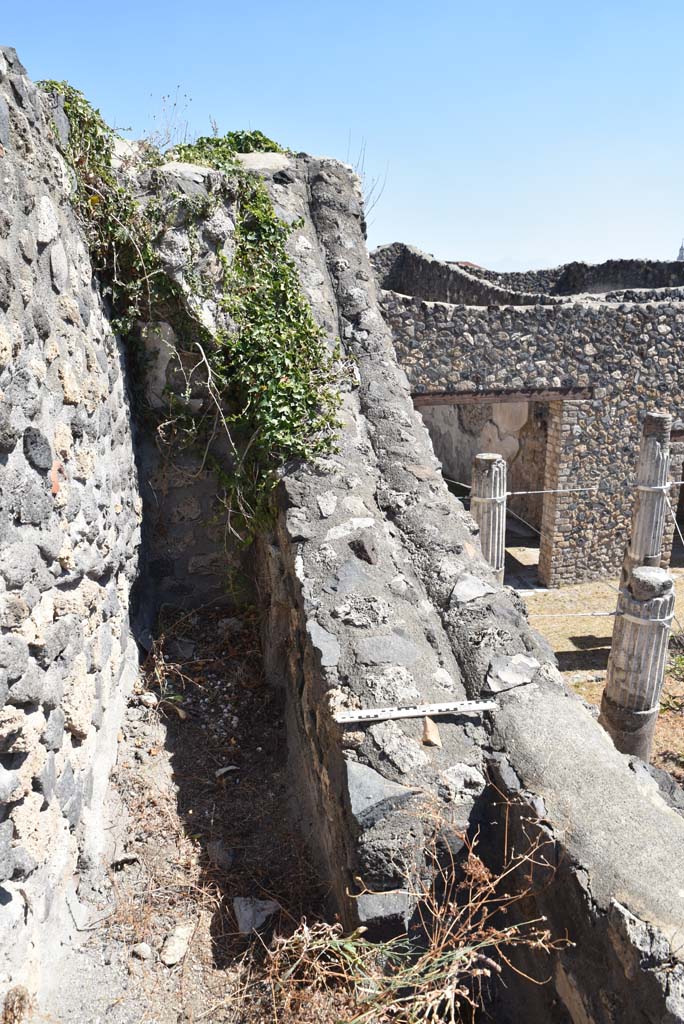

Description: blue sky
[4,1,684,269]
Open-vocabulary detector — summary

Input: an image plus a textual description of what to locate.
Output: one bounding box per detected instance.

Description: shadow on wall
[418,399,548,531]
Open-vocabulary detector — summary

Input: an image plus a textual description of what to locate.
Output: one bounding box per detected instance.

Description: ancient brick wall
[554,258,684,294]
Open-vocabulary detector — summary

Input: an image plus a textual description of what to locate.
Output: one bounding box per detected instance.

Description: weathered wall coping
[260,156,684,1020]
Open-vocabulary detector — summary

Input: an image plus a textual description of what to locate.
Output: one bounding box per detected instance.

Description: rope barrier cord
[530,611,616,619]
[621,612,675,627]
[505,506,542,537]
[443,475,542,535]
[506,485,598,497]
[441,466,684,640]
[666,494,684,554]
[443,473,684,500]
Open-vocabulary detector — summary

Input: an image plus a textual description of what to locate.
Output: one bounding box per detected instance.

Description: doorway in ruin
[416,395,550,587]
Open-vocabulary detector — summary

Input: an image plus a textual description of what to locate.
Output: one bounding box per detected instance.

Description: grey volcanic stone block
[1,46,27,75]
[487,752,522,793]
[55,761,82,829]
[31,302,51,337]
[449,573,496,605]
[23,428,52,471]
[355,890,410,932]
[306,620,340,668]
[9,663,44,705]
[32,620,71,668]
[325,557,372,595]
[10,846,37,880]
[19,478,52,526]
[42,708,65,752]
[0,764,21,803]
[34,195,59,246]
[346,759,415,827]
[50,99,70,149]
[0,407,18,453]
[0,96,9,146]
[0,820,14,882]
[0,635,29,682]
[355,630,420,666]
[50,241,69,292]
[35,528,63,562]
[38,751,56,804]
[0,257,11,310]
[486,654,540,693]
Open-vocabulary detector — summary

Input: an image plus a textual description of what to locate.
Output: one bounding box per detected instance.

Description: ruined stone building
[1,46,684,1024]
[373,242,684,585]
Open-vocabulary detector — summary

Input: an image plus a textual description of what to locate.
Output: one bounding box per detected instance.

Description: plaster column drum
[471,453,507,583]
[622,411,672,585]
[600,566,675,760]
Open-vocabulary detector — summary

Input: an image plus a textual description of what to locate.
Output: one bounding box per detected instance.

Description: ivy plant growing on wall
[170,135,342,532]
[38,82,342,541]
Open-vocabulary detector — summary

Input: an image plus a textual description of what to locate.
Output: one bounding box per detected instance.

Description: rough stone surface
[0,51,141,1001]
[232,897,281,934]
[0,49,682,1024]
[160,922,194,966]
[256,157,684,1022]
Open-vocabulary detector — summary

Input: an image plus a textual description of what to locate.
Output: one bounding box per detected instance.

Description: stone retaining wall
[129,160,248,618]
[459,262,564,295]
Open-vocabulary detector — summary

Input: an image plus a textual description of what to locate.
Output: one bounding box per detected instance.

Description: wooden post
[599,566,675,761]
[471,453,507,584]
[622,411,672,585]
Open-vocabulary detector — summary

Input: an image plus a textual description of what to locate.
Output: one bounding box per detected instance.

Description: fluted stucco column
[471,453,507,584]
[622,412,672,585]
[600,566,675,761]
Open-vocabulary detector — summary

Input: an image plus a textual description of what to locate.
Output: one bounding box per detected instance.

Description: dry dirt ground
[509,546,684,783]
[32,609,328,1024]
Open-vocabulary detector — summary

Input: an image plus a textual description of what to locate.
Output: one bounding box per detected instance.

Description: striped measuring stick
[334,699,497,725]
